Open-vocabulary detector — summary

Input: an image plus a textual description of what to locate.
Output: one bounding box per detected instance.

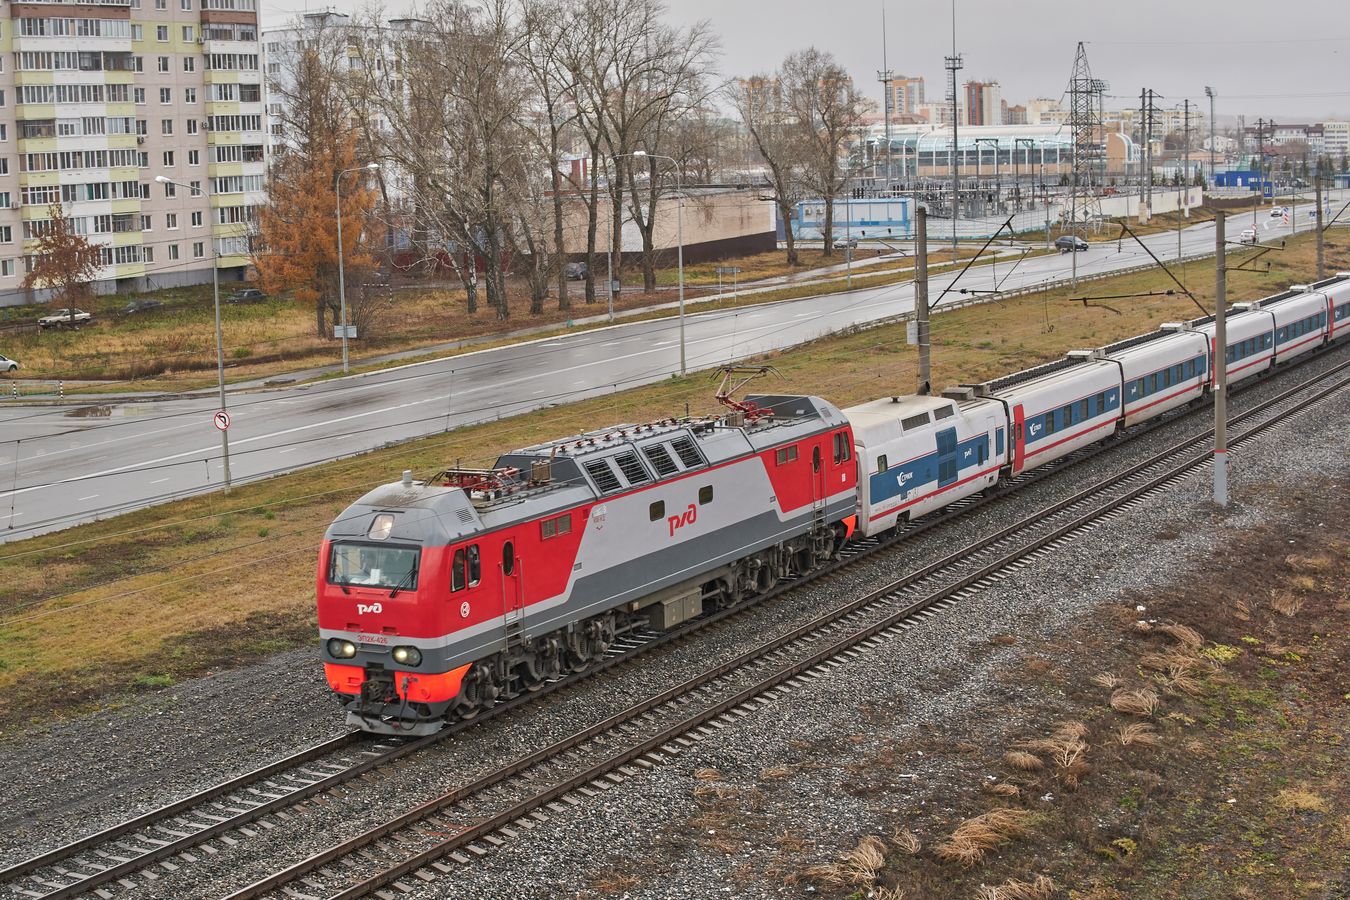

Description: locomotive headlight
[327,638,357,659]
[391,645,422,666]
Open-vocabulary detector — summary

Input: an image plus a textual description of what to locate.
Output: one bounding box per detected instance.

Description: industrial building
[862,122,1139,179]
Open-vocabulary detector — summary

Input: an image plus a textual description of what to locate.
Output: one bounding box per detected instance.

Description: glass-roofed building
[860,123,1139,179]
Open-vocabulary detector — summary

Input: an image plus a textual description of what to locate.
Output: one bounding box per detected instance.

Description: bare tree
[22,204,103,313]
[781,48,872,257]
[361,1,528,321]
[518,0,581,310]
[729,74,811,266]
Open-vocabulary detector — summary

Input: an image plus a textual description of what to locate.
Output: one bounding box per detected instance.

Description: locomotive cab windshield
[328,542,421,593]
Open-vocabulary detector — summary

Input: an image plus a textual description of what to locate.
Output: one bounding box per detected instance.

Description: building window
[0,260,12,277]
[156,25,168,41]
[135,87,146,105]
[0,226,11,244]
[0,193,9,209]
[193,242,204,259]
[166,213,178,229]
[168,243,179,260]
[161,119,173,135]
[132,24,142,40]
[191,211,202,227]
[163,181,176,198]
[0,124,6,142]
[190,180,201,193]
[181,0,192,8]
[182,26,194,42]
[187,119,198,135]
[183,57,195,73]
[188,149,199,166]
[184,88,196,103]
[143,247,154,263]
[157,56,169,72]
[163,150,175,166]
[160,87,172,104]
[141,215,152,231]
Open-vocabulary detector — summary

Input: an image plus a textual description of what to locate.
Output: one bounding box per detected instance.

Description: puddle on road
[65,405,113,418]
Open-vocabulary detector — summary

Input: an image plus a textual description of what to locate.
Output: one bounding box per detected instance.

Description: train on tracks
[318,274,1350,735]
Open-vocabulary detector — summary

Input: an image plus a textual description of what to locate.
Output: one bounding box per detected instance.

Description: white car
[0,354,17,373]
[1239,227,1258,244]
[38,308,92,329]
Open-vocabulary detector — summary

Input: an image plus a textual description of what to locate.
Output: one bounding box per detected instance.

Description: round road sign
[213,410,231,431]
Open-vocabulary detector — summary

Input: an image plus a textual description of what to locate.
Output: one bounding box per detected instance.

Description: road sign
[715,266,743,275]
[334,324,358,339]
[213,410,231,431]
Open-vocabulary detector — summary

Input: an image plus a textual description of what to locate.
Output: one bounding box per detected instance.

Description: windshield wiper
[389,568,416,598]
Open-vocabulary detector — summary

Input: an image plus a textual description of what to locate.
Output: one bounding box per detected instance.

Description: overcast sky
[262,0,1350,122]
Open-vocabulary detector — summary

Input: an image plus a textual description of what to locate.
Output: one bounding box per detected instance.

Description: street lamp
[335,162,380,374]
[626,149,686,376]
[155,174,231,493]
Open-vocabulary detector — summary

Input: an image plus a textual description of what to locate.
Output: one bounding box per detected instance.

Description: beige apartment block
[0,0,261,307]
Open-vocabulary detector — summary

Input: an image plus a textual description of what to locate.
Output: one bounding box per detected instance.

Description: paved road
[2,196,1344,542]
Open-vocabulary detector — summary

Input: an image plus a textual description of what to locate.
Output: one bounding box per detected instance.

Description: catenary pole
[1315,171,1325,279]
[1214,211,1228,507]
[915,205,931,395]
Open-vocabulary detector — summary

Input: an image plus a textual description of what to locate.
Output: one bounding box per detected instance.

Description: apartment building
[963,80,1000,127]
[0,0,261,306]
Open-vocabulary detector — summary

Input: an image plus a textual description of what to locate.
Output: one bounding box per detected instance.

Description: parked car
[122,299,164,314]
[227,288,267,304]
[833,237,858,250]
[1054,235,1089,253]
[38,308,92,329]
[1239,227,1258,244]
[0,354,18,374]
[563,261,588,280]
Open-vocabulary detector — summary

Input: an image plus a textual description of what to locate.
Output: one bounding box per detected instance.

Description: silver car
[0,354,18,374]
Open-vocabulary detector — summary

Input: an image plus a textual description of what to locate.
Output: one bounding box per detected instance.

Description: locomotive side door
[1010,404,1026,475]
[500,538,523,626]
[811,444,826,516]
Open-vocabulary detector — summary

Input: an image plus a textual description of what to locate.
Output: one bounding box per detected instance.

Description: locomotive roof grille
[583,459,623,494]
[973,355,1087,394]
[613,451,651,486]
[1311,273,1349,289]
[1100,328,1168,354]
[670,435,706,469]
[642,443,679,476]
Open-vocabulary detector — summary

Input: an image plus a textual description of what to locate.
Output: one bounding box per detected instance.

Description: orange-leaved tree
[22,204,104,313]
[254,129,380,338]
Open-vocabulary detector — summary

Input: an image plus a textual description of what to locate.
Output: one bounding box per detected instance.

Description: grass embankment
[0,247,974,394]
[779,479,1349,898]
[0,228,1345,734]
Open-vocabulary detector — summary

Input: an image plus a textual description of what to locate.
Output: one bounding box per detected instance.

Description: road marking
[278,447,300,454]
[150,478,170,484]
[78,494,98,501]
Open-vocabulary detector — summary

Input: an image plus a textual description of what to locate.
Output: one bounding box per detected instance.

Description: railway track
[220,360,1350,899]
[3,347,1345,900]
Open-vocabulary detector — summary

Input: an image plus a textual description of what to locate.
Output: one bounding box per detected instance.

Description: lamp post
[335,162,380,374]
[155,174,230,493]
[625,149,685,375]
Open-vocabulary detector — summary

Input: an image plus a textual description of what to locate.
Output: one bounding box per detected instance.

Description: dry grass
[984,782,1022,798]
[934,808,1037,866]
[693,767,723,781]
[588,870,641,893]
[1115,722,1162,748]
[1285,553,1333,573]
[890,827,922,854]
[975,875,1059,900]
[1157,622,1204,649]
[804,835,888,886]
[759,765,793,779]
[1091,672,1121,689]
[1272,787,1330,813]
[1163,672,1205,696]
[1231,599,1253,622]
[1003,750,1045,772]
[1110,688,1161,717]
[873,888,907,900]
[1270,589,1305,618]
